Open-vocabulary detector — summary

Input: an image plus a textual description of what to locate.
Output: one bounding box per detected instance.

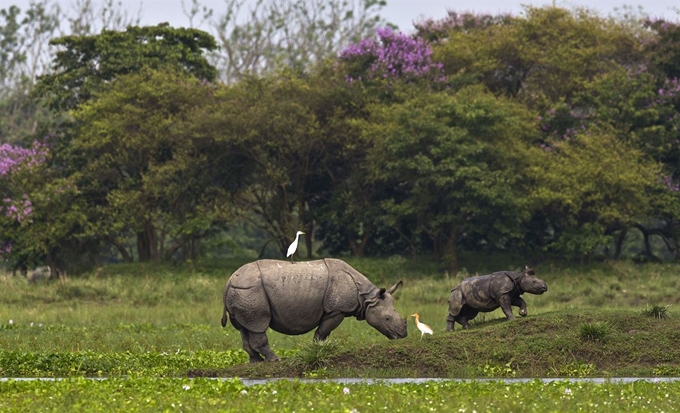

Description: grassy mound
[195,308,679,378]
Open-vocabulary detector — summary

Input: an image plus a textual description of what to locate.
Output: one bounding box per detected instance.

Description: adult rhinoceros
[446,266,548,331]
[221,258,407,362]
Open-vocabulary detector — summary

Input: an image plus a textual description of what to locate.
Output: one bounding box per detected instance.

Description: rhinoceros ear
[386,280,403,295]
[524,265,535,275]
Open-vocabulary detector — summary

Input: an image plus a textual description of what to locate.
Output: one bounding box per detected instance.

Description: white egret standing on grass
[410,313,433,340]
[286,231,305,262]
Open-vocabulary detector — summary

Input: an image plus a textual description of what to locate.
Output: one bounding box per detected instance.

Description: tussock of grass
[287,339,339,373]
[579,321,611,342]
[639,304,671,319]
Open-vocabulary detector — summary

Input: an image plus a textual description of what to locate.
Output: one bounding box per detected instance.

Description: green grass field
[1,257,679,411]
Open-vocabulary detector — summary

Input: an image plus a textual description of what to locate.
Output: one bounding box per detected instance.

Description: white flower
[8,319,13,325]
[38,323,43,327]
[240,389,248,395]
[343,387,350,395]
[30,322,34,327]
[564,388,572,395]
[182,385,190,391]
[272,390,277,395]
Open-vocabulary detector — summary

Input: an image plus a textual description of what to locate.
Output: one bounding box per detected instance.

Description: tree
[225,69,363,258]
[526,129,662,260]
[361,85,540,271]
[33,23,217,112]
[315,27,447,258]
[70,68,245,262]
[428,6,644,110]
[0,139,90,275]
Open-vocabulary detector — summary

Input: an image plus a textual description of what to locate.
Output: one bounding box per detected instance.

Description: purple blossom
[0,142,45,224]
[0,141,47,176]
[663,175,680,191]
[2,196,33,222]
[339,27,444,83]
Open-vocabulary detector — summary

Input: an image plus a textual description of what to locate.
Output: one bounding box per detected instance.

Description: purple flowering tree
[0,142,46,264]
[338,27,444,84]
[0,140,84,275]
[0,142,46,227]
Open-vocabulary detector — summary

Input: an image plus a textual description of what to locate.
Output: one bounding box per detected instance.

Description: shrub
[579,321,611,342]
[288,339,338,372]
[639,305,671,319]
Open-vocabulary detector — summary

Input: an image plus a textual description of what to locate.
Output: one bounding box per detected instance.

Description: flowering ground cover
[1,377,678,412]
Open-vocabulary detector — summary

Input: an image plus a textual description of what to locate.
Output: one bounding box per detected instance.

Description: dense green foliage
[2,378,679,412]
[34,24,217,112]
[2,3,680,275]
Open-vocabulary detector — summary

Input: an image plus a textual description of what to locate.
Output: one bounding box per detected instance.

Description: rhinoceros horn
[386,280,403,296]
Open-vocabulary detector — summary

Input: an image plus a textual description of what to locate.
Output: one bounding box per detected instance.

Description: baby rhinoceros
[446,266,547,331]
[222,258,407,363]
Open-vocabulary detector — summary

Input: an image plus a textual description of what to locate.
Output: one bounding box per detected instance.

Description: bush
[579,321,611,342]
[288,339,338,372]
[639,305,671,319]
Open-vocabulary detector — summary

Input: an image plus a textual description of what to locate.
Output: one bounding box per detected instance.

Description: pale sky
[7,0,680,33]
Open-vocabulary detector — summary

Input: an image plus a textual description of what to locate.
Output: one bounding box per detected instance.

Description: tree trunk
[392,225,417,258]
[443,226,459,275]
[613,229,627,260]
[348,220,374,257]
[106,236,133,262]
[137,221,158,262]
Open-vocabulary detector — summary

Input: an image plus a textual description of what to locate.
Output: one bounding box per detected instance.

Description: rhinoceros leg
[447,288,464,331]
[313,312,345,341]
[455,306,478,329]
[512,296,528,317]
[232,319,278,363]
[498,295,516,320]
[446,315,456,331]
[246,331,279,362]
[238,329,265,363]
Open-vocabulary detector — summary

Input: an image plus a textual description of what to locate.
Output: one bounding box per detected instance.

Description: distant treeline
[1,2,680,274]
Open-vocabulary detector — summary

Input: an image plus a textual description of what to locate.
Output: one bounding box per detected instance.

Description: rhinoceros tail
[221,301,228,327]
[221,283,230,328]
